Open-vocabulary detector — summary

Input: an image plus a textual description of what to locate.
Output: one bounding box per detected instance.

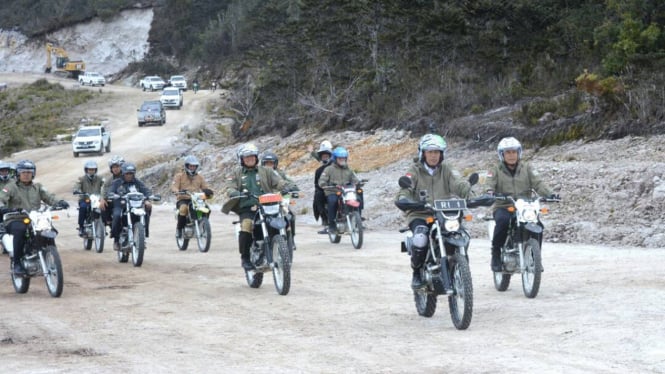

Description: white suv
[72,125,111,157]
[160,87,183,109]
[168,75,188,91]
[78,72,106,86]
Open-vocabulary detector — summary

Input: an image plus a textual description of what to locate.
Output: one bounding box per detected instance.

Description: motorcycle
[395,176,493,330]
[486,190,560,298]
[1,203,67,297]
[232,192,292,295]
[107,191,161,267]
[323,179,367,249]
[281,191,299,263]
[193,82,199,94]
[74,192,105,253]
[174,191,212,252]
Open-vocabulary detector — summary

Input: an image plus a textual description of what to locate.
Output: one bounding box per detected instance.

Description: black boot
[411,267,425,289]
[238,232,254,270]
[491,247,502,272]
[176,215,186,238]
[13,260,25,275]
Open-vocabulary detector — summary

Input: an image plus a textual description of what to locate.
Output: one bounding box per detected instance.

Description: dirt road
[0,74,663,373]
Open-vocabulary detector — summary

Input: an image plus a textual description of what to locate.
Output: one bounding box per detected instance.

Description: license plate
[434,199,466,211]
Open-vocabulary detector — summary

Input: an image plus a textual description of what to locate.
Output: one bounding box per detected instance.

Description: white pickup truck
[72,125,111,157]
[139,76,166,91]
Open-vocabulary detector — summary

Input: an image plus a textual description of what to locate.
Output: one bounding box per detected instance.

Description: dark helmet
[261,151,279,169]
[16,159,36,179]
[184,155,200,176]
[121,162,137,176]
[84,160,98,180]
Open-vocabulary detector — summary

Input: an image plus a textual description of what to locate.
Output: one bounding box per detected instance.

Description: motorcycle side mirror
[398,176,412,189]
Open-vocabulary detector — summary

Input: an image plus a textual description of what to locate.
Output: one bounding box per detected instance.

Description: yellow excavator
[44,43,85,78]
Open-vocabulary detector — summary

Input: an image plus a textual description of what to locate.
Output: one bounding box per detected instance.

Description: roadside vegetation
[0,79,96,157]
[1,1,664,145]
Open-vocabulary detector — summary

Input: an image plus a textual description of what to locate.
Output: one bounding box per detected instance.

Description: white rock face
[0,8,153,76]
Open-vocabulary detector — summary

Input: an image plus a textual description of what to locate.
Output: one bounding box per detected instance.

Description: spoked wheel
[132,223,145,267]
[10,262,30,294]
[176,230,189,251]
[287,233,295,265]
[83,236,93,250]
[270,235,291,296]
[245,269,264,288]
[493,270,512,291]
[117,248,129,263]
[328,219,342,244]
[414,287,437,318]
[349,211,364,249]
[43,245,64,297]
[448,253,473,330]
[196,218,211,253]
[522,238,542,298]
[94,218,105,253]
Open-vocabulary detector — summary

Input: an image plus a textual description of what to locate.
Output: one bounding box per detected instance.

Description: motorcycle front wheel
[43,245,64,297]
[522,238,542,298]
[350,211,363,249]
[270,235,291,296]
[132,222,145,267]
[448,253,473,330]
[10,262,30,294]
[196,218,211,253]
[94,218,105,253]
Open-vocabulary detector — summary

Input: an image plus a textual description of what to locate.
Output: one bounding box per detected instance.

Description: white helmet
[238,143,259,166]
[497,137,523,162]
[418,134,447,165]
[319,140,332,152]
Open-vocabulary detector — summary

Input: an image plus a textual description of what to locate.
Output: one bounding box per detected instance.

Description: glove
[468,172,479,186]
[281,188,291,195]
[202,188,214,197]
[229,191,241,198]
[548,193,561,200]
[57,200,70,209]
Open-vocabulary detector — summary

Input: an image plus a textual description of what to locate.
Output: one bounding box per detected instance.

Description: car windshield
[163,90,179,96]
[141,104,161,111]
[77,128,100,137]
[149,77,163,82]
[171,76,184,81]
[89,73,101,77]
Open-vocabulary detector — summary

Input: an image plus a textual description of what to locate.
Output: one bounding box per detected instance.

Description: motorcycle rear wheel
[448,253,473,330]
[176,231,189,251]
[414,286,437,317]
[522,238,542,298]
[245,269,264,288]
[132,222,145,267]
[94,218,105,253]
[493,270,512,292]
[197,218,211,253]
[271,235,291,296]
[43,245,64,297]
[11,262,30,294]
[350,211,363,249]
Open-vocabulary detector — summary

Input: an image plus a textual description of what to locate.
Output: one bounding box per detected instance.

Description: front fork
[427,222,453,294]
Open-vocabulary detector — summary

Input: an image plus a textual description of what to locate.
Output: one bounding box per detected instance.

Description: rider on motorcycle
[261,151,299,237]
[318,146,360,235]
[73,160,105,237]
[223,143,287,270]
[171,155,214,239]
[109,163,153,251]
[0,160,70,275]
[0,161,13,188]
[484,137,558,272]
[395,134,474,289]
[313,143,333,234]
[101,155,125,225]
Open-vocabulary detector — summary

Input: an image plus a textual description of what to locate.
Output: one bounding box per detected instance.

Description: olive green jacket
[0,181,59,211]
[318,163,359,196]
[484,161,552,210]
[221,165,286,214]
[73,175,105,199]
[395,161,472,223]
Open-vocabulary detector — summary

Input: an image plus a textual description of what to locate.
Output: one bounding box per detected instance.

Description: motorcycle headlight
[444,220,460,232]
[34,216,52,231]
[262,204,280,215]
[131,208,146,216]
[523,209,538,222]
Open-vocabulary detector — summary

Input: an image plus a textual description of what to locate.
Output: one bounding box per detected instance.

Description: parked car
[160,87,183,109]
[139,76,166,91]
[78,72,106,86]
[137,100,166,127]
[72,125,111,157]
[168,75,188,91]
